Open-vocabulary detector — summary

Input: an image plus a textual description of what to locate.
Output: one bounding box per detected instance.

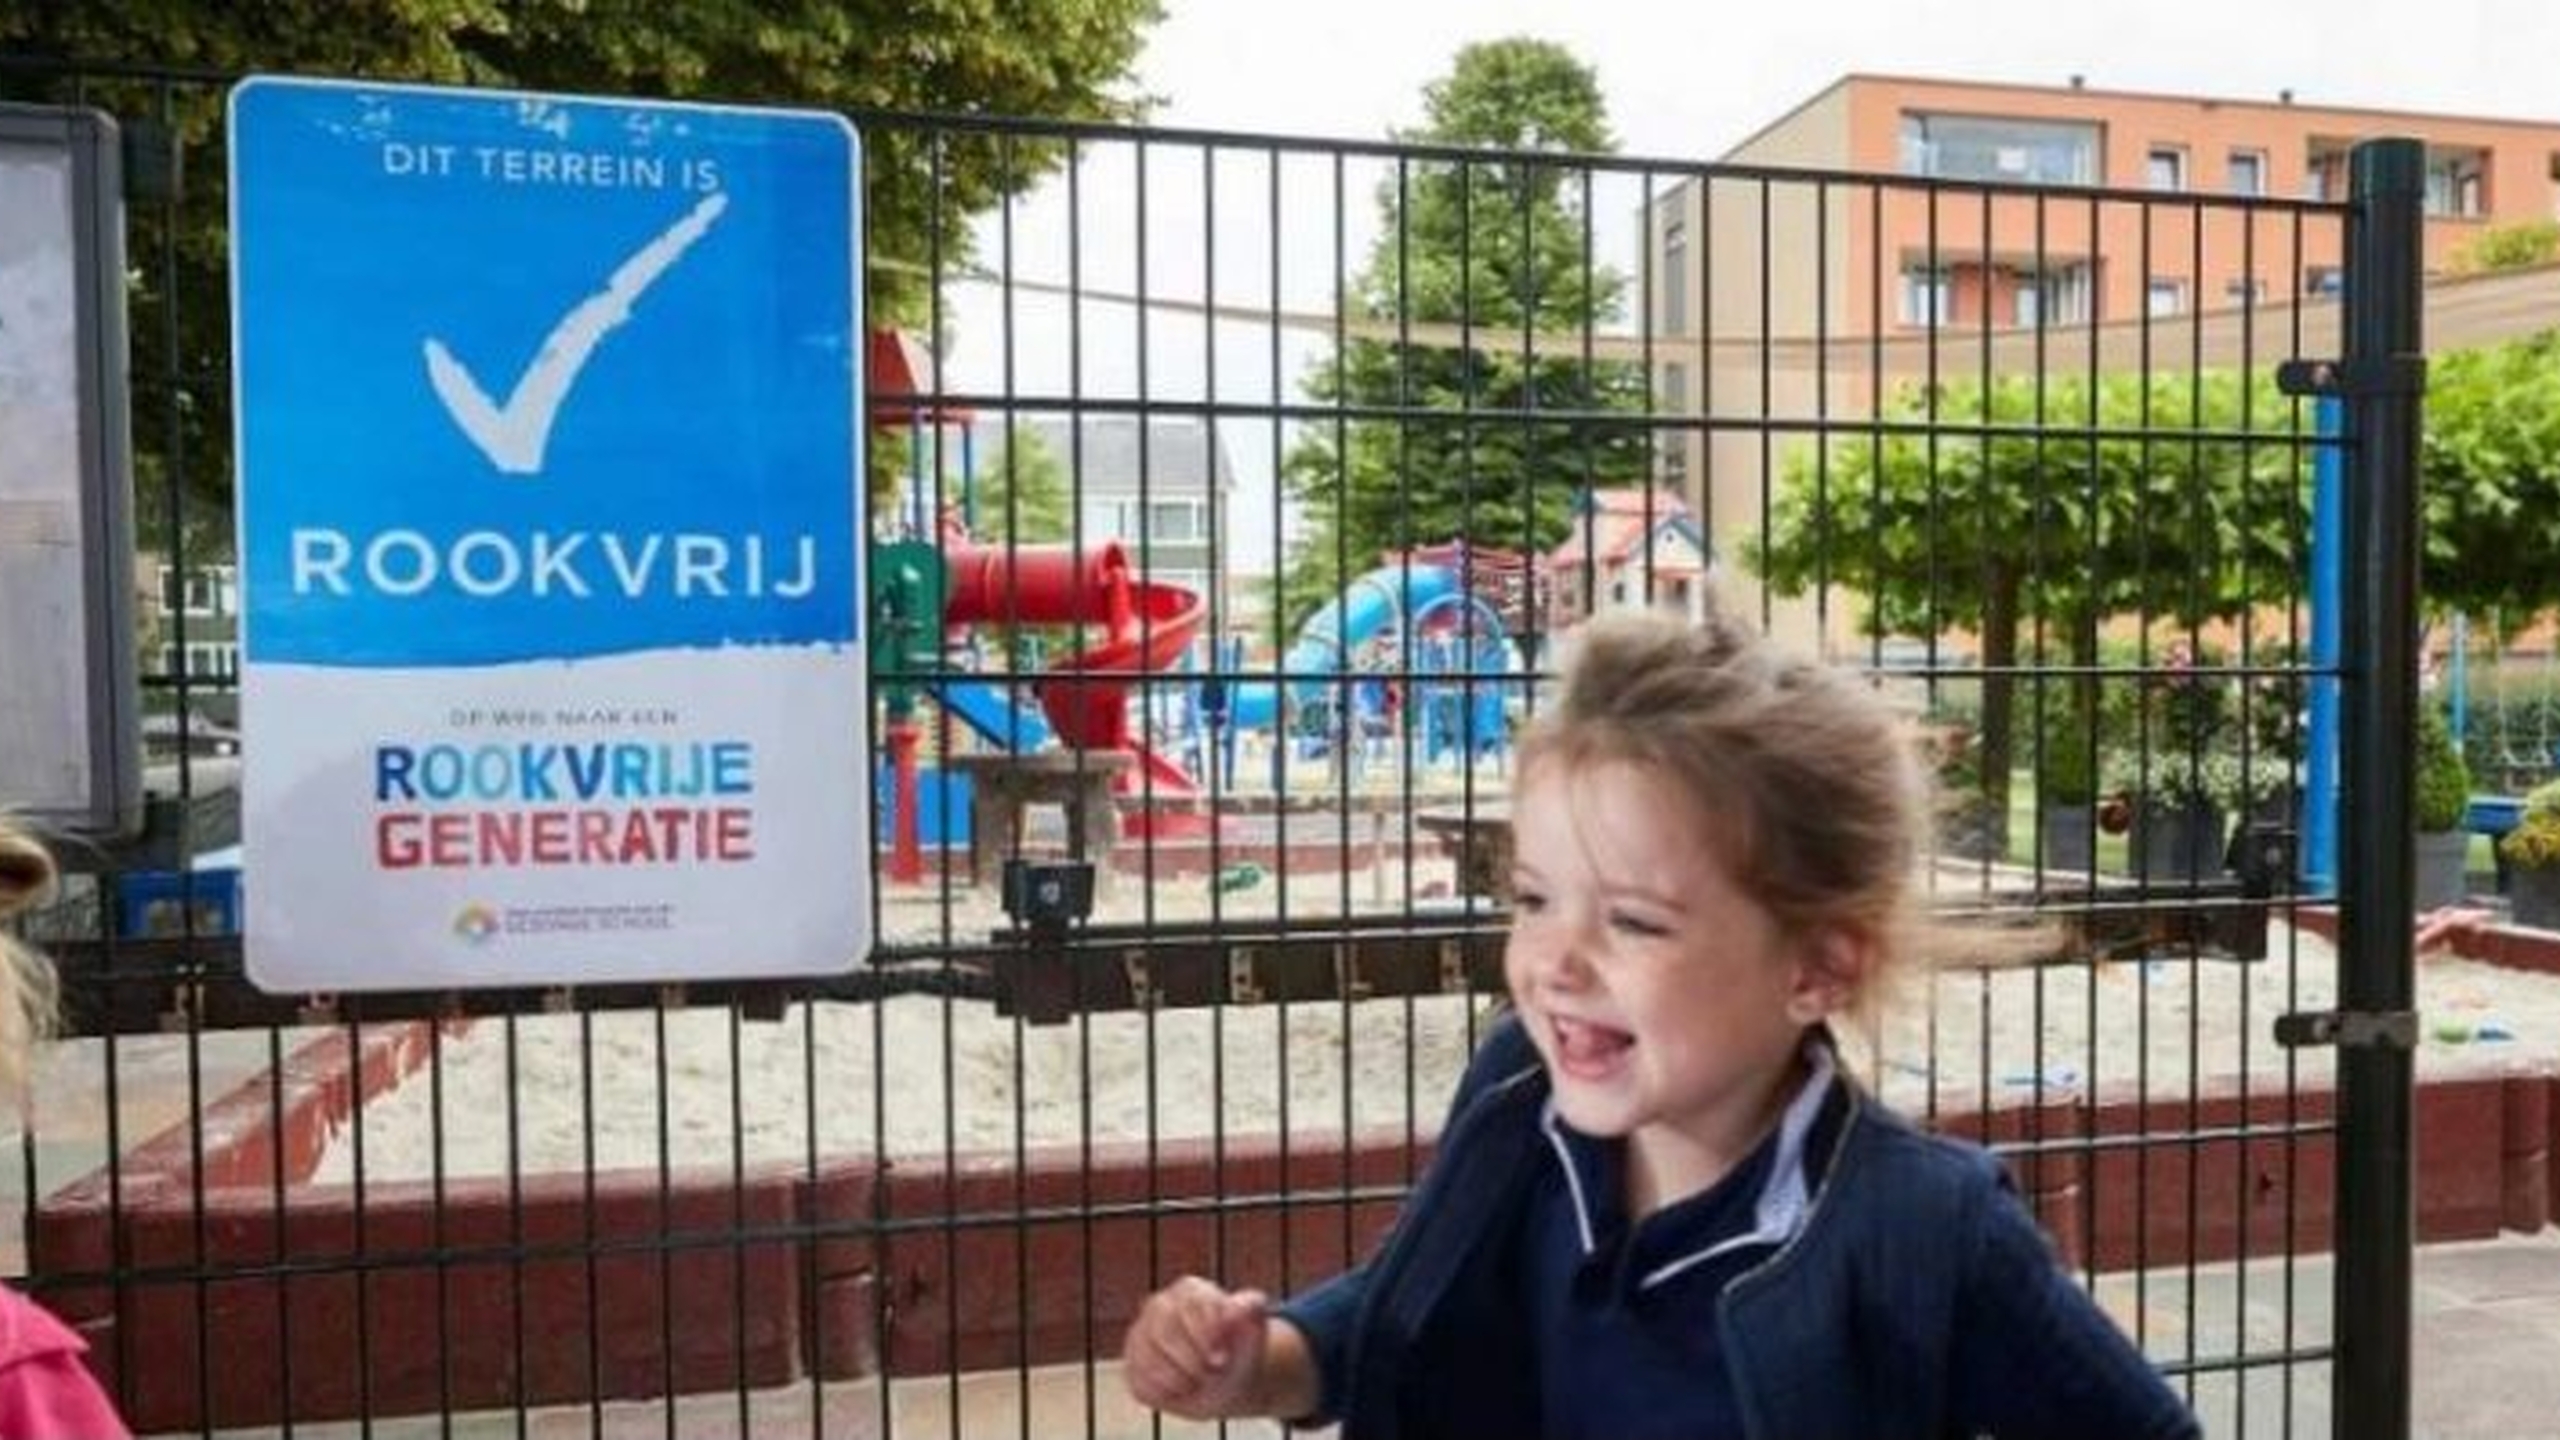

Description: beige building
[1651,74,2560,650]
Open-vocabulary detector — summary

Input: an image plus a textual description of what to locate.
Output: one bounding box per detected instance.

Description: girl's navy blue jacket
[1274,1017,2199,1440]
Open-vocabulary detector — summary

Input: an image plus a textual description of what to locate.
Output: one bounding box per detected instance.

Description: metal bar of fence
[2332,135,2426,1440]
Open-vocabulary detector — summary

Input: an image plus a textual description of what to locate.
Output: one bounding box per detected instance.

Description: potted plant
[2413,705,2474,910]
[2102,746,2231,881]
[2113,645,2227,879]
[2093,643,2307,882]
[2035,693,2100,873]
[2498,779,2560,929]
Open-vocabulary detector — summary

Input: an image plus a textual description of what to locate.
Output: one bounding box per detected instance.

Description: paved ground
[175,1229,2560,1439]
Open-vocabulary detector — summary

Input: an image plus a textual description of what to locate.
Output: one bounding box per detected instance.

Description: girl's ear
[1786,926,1871,1026]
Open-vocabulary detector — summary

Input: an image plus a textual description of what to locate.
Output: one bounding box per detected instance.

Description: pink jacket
[0,1287,127,1439]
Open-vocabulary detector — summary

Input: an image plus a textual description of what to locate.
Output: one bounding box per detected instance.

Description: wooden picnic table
[946,750,1135,888]
[1414,803,1512,899]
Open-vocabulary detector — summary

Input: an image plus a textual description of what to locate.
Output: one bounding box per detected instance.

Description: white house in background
[1011,414,1242,621]
[1545,487,1711,633]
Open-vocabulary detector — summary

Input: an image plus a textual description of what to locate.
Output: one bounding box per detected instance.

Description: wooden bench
[946,751,1134,889]
[1415,805,1513,899]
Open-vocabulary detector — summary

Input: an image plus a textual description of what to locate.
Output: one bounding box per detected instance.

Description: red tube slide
[942,543,1205,794]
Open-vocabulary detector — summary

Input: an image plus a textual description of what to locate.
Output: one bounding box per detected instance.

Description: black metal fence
[0,55,2426,1438]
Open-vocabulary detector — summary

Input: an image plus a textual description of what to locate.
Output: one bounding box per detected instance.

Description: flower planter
[2511,864,2560,930]
[2414,829,2471,912]
[2131,800,2228,881]
[2039,803,2097,875]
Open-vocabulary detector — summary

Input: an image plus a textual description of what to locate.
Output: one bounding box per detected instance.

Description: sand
[307,921,2560,1187]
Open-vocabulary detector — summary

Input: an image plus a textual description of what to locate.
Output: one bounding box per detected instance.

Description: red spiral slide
[940,541,1205,797]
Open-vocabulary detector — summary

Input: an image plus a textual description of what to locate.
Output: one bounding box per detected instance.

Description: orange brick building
[1648,74,2560,650]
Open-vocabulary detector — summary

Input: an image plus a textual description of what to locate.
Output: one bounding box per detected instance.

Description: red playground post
[886,717,925,883]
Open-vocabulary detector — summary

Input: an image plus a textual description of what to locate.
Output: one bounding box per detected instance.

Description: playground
[865,498,1529,913]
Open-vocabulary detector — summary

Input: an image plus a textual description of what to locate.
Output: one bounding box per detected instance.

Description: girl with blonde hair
[1123,610,2193,1439]
[0,818,131,1437]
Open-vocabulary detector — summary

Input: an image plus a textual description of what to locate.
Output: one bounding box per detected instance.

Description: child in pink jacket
[0,819,131,1438]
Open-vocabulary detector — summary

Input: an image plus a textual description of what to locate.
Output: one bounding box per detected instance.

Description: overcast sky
[1135,0,2555,153]
[935,0,2554,568]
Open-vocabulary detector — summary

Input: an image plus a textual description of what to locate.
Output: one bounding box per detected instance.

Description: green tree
[2422,330,2560,622]
[1279,38,1649,625]
[1752,369,2304,819]
[968,426,1072,544]
[0,1,1163,525]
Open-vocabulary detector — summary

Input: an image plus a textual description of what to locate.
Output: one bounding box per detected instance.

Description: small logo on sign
[452,904,502,945]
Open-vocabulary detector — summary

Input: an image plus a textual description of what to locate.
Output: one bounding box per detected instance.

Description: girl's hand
[1121,1276,1275,1420]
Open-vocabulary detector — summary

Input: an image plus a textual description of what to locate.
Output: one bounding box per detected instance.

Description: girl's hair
[1516,607,1945,1013]
[0,818,61,1097]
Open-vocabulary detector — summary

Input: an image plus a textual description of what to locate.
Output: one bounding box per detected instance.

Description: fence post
[2335,135,2425,1440]
[2304,395,2343,897]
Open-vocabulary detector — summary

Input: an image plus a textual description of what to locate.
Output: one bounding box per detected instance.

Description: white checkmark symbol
[422,190,729,476]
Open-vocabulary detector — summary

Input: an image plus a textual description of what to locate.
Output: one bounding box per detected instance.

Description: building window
[158,642,239,682]
[2147,146,2187,191]
[2426,148,2489,218]
[2303,146,2349,202]
[2013,263,2092,327]
[1899,265,1954,328]
[157,564,237,618]
[1078,500,1133,538]
[1658,361,1689,480]
[2228,149,2267,197]
[2224,276,2269,305]
[2305,266,2344,299]
[1660,214,1688,335]
[2146,278,2188,317]
[1899,113,2100,186]
[1147,499,1202,542]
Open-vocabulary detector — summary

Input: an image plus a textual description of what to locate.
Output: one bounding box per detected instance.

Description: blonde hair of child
[1517,607,1975,1025]
[0,818,61,1097]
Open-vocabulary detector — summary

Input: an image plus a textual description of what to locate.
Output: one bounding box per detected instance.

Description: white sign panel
[0,106,137,837]
[229,78,867,990]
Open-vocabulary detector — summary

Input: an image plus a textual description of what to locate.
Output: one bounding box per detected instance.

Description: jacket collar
[1535,1037,1841,1290]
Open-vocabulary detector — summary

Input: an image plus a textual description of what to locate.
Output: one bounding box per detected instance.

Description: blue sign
[231,78,859,665]
[229,77,868,993]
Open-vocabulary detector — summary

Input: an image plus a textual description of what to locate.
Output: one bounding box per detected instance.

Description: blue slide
[929,679,1055,752]
[1226,565,1463,728]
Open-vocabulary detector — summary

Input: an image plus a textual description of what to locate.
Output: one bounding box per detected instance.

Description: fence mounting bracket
[2274,355,2425,399]
[2274,1008,2417,1051]
[1226,948,1264,1006]
[1332,943,1372,1001]
[1120,949,1159,1010]
[1437,938,1469,994]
